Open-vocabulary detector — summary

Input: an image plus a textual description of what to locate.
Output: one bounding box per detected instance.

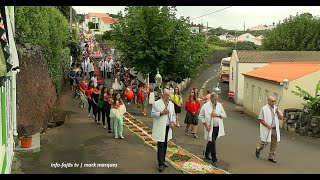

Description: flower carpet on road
[123,112,230,174]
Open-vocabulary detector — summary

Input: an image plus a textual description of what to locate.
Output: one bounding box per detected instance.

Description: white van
[219,57,231,82]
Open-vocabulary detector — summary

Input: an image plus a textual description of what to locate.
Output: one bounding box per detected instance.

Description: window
[246,35,249,39]
[258,87,261,101]
[97,18,101,22]
[92,18,96,22]
[265,89,269,102]
[246,83,249,95]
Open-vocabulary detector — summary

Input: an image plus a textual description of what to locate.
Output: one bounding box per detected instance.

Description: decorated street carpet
[91,46,229,174]
[123,112,230,174]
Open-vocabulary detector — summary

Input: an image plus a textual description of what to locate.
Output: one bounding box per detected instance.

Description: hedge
[15,6,71,95]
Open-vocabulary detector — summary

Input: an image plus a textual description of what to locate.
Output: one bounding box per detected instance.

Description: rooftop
[242,62,320,83]
[236,50,320,63]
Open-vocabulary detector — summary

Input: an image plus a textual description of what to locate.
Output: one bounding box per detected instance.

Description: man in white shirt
[255,96,283,163]
[151,89,176,172]
[81,60,87,77]
[199,92,227,167]
[88,60,94,79]
[91,74,97,87]
[99,59,105,78]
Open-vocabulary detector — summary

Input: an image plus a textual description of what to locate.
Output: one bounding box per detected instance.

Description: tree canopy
[262,13,320,51]
[112,6,208,83]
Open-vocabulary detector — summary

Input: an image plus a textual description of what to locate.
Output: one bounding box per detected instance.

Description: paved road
[16,87,181,174]
[128,63,320,174]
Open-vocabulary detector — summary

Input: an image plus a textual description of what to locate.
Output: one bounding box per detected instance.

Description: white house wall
[243,76,283,117]
[236,62,269,105]
[229,50,238,102]
[283,70,320,110]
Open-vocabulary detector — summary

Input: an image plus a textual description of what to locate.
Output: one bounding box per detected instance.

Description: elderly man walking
[199,92,227,167]
[255,96,283,163]
[151,88,176,172]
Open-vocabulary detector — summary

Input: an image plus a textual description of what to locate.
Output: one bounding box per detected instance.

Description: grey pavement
[16,87,181,174]
[126,63,320,174]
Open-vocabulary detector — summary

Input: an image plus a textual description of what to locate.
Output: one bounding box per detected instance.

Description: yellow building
[242,62,320,118]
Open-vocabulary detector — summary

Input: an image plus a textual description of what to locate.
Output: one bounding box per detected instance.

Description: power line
[190,6,232,20]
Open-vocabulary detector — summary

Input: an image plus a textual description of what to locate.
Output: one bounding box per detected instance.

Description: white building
[242,63,320,117]
[229,50,320,105]
[236,33,262,46]
[218,33,235,42]
[0,6,20,174]
[249,25,275,31]
[83,13,119,34]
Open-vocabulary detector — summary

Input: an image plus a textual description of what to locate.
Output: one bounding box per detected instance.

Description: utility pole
[235,29,237,49]
[70,6,72,33]
[206,21,208,43]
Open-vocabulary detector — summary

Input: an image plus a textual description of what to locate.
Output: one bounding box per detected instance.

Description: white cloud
[73,6,320,30]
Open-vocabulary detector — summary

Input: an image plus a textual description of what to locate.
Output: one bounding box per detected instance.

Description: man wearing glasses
[199,92,227,167]
[151,89,176,172]
[255,96,283,163]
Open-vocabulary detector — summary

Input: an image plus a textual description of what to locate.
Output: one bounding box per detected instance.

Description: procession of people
[69,30,284,173]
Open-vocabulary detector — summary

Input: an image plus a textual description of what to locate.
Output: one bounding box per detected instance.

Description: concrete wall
[237,62,269,105]
[243,76,283,117]
[283,70,320,110]
[243,70,320,118]
[229,50,237,102]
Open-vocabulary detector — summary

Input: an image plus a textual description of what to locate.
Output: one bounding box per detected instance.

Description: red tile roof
[242,62,320,83]
[87,13,110,18]
[102,17,119,24]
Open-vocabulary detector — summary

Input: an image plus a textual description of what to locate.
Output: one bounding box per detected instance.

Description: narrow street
[128,63,320,174]
[15,62,320,174]
[17,82,180,174]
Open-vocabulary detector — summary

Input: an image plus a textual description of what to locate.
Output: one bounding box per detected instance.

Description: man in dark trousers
[151,88,176,172]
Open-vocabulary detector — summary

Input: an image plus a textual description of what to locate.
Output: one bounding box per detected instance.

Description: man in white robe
[81,60,88,77]
[99,59,105,78]
[199,92,227,167]
[255,96,283,163]
[151,89,176,172]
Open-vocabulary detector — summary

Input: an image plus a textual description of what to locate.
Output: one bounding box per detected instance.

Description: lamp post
[155,69,163,100]
[278,78,289,108]
[213,82,221,95]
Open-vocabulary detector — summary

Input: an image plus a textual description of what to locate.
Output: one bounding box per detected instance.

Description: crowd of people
[68,31,283,173]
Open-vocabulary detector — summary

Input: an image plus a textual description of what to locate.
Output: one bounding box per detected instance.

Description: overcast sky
[73,6,320,30]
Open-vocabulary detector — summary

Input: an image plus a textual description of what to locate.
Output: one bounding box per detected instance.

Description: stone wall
[283,108,320,138]
[16,43,57,136]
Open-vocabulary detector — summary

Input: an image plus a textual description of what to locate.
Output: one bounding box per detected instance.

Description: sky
[73,6,320,30]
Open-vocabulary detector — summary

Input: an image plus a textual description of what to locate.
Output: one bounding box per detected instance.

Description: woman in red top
[85,80,95,117]
[138,83,150,116]
[184,89,201,139]
[79,74,88,108]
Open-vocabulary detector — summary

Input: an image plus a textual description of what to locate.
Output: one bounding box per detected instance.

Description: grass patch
[16,152,41,159]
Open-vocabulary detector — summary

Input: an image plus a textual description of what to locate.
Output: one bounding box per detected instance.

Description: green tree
[15,6,70,95]
[88,22,95,29]
[112,6,208,83]
[262,13,320,51]
[292,81,320,116]
[207,35,221,44]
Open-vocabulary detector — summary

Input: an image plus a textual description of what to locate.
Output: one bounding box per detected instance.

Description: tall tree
[262,13,320,51]
[112,6,208,83]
